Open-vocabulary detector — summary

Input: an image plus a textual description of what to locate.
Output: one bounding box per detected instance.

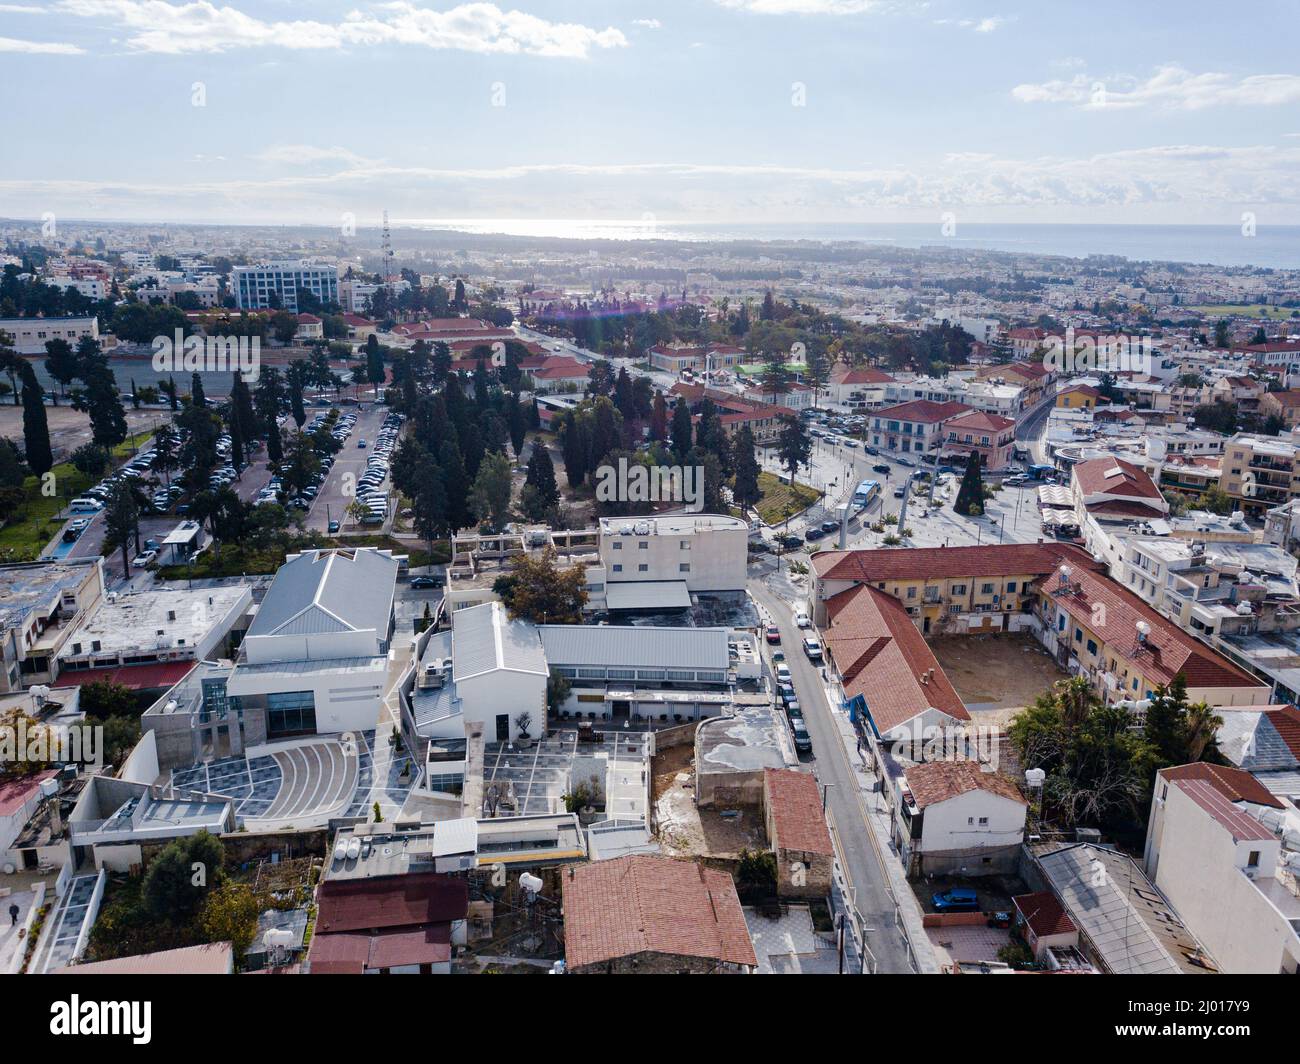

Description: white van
[69,497,103,512]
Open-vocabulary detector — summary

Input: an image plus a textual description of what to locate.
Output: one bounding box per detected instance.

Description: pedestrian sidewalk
[819,681,941,975]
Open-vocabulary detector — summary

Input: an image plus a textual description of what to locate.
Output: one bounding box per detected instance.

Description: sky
[1,0,1299,229]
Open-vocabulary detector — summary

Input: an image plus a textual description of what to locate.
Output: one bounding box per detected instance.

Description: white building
[0,316,99,356]
[1143,763,1300,974]
[592,513,749,611]
[233,261,339,312]
[893,760,1028,876]
[224,548,398,736]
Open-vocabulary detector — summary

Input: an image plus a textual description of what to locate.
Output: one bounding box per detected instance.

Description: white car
[132,549,158,568]
[794,611,811,629]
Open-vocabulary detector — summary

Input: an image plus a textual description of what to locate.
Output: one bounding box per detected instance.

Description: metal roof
[1036,843,1207,975]
[605,580,691,611]
[246,549,397,641]
[537,623,730,671]
[451,601,548,681]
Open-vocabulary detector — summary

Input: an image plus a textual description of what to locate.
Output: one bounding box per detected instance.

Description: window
[680,540,690,550]
[951,584,966,595]
[612,564,623,572]
[638,564,648,572]
[981,583,994,594]
[1074,628,1083,642]
[638,541,648,550]
[679,563,690,572]
[907,587,917,599]
[1086,639,1097,655]
[266,690,317,737]
[612,541,622,550]
[978,817,989,826]
[1006,582,1017,593]
[1248,850,1261,868]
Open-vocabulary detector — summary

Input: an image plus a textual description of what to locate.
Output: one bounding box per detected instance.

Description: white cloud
[7,143,1300,225]
[631,18,661,29]
[934,16,1006,33]
[51,1,628,58]
[0,35,84,53]
[1013,64,1300,110]
[713,0,889,14]
[251,144,377,167]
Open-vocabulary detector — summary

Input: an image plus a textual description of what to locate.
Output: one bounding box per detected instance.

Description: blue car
[932,888,980,913]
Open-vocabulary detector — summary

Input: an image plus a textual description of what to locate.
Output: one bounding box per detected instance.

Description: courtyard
[929,632,1069,722]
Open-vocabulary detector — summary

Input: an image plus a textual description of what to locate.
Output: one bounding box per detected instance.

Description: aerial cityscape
[0,0,1295,1032]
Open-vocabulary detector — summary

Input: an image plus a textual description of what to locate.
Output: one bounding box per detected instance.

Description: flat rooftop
[56,585,249,659]
[0,559,97,629]
[598,513,748,536]
[697,707,794,776]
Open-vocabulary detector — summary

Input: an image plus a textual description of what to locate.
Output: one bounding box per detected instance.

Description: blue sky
[1,0,1299,227]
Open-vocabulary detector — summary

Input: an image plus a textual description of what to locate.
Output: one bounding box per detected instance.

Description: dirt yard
[0,403,160,462]
[930,632,1068,721]
[651,742,768,858]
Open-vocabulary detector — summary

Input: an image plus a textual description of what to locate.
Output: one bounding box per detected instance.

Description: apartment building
[1220,434,1300,518]
[1143,763,1300,974]
[232,261,339,312]
[594,513,748,609]
[0,558,105,693]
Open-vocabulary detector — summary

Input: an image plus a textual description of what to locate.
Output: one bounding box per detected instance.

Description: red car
[765,626,782,645]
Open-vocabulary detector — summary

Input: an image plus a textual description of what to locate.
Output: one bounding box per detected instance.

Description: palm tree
[1184,701,1224,762]
[1057,675,1095,732]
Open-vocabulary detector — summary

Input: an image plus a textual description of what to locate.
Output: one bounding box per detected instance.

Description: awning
[604,580,691,611]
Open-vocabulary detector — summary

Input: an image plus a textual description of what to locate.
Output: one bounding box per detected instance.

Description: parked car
[932,888,980,913]
[785,700,803,721]
[820,519,839,534]
[779,534,803,550]
[357,438,367,448]
[791,720,812,755]
[802,637,823,661]
[132,549,158,568]
[794,611,811,628]
[411,574,445,589]
[327,520,340,534]
[765,625,782,645]
[804,526,825,542]
[774,663,792,684]
[893,486,905,498]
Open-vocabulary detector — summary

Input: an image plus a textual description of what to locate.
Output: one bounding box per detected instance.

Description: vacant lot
[1188,304,1299,321]
[930,632,1068,717]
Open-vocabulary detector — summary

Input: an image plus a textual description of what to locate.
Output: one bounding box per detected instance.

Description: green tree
[522,445,559,520]
[20,363,52,476]
[954,450,984,516]
[670,396,693,460]
[775,413,810,484]
[198,882,260,958]
[495,548,588,624]
[469,450,513,529]
[731,425,761,508]
[141,831,226,921]
[104,480,139,577]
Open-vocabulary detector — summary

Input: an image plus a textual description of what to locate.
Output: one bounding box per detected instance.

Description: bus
[852,479,881,510]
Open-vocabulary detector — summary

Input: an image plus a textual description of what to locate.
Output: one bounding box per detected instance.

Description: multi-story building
[232,261,339,312]
[0,559,105,692]
[593,513,749,610]
[941,409,1017,471]
[1220,434,1300,518]
[868,399,972,456]
[1143,762,1300,974]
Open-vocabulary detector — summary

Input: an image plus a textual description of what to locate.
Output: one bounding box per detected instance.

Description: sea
[404,219,1300,270]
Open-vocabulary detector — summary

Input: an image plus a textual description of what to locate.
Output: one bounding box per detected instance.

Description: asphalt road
[748,578,915,973]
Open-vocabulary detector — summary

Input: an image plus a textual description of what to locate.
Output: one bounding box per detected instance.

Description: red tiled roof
[1085,499,1167,517]
[1038,564,1264,690]
[315,873,468,934]
[874,399,972,423]
[1072,456,1163,501]
[1013,891,1076,938]
[1158,762,1284,809]
[51,661,196,692]
[763,769,833,856]
[944,409,1015,433]
[1265,704,1300,759]
[562,855,756,970]
[904,760,1025,810]
[1174,778,1275,842]
[1061,384,1103,399]
[837,366,896,385]
[0,769,56,818]
[823,584,969,731]
[812,542,1095,584]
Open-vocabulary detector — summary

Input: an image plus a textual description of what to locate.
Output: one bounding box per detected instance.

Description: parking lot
[304,405,401,533]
